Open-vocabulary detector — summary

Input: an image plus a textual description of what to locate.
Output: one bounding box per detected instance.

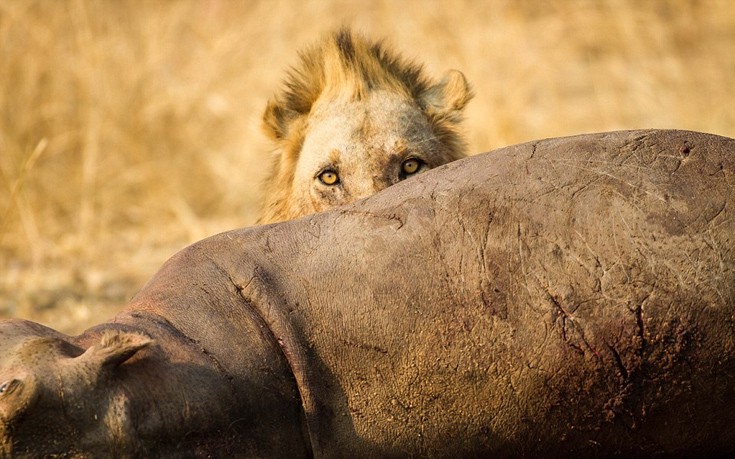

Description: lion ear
[262,99,288,140]
[420,69,473,119]
[78,331,152,373]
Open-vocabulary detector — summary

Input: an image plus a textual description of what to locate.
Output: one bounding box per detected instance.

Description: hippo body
[1,129,734,457]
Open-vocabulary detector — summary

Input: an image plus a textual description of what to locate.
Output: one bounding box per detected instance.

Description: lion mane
[259,28,473,223]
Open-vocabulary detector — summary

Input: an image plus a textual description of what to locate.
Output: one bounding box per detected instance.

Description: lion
[258,28,473,224]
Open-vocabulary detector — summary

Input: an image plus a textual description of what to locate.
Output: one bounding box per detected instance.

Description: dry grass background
[1,0,734,334]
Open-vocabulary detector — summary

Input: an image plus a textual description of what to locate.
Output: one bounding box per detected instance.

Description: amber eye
[401,158,422,176]
[318,170,339,186]
[0,379,18,396]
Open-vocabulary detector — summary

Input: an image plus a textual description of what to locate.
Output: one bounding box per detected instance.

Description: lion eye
[401,158,423,176]
[0,379,18,396]
[318,170,340,186]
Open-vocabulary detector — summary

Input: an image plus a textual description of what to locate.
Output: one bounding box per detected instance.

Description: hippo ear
[420,69,474,119]
[80,331,152,371]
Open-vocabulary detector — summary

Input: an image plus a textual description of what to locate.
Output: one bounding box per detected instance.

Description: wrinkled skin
[1,129,735,457]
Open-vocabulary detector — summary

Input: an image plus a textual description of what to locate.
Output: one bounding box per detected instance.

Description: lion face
[257,29,473,224]
[291,90,454,215]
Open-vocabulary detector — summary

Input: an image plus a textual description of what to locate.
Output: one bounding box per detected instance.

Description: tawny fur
[258,28,473,224]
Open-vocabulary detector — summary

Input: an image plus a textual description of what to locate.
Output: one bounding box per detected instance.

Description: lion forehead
[304,91,433,156]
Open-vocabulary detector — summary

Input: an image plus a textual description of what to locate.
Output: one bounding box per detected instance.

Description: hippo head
[0,320,151,456]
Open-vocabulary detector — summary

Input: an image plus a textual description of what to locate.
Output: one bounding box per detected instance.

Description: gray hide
[1,129,734,457]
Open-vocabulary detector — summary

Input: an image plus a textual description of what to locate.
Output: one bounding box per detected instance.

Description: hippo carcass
[1,129,734,457]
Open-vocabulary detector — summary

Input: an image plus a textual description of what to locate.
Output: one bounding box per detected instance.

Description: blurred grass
[1,0,734,333]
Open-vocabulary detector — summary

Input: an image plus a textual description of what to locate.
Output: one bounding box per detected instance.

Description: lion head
[259,28,473,223]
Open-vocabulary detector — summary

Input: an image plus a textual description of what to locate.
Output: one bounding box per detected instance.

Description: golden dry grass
[1,0,734,334]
